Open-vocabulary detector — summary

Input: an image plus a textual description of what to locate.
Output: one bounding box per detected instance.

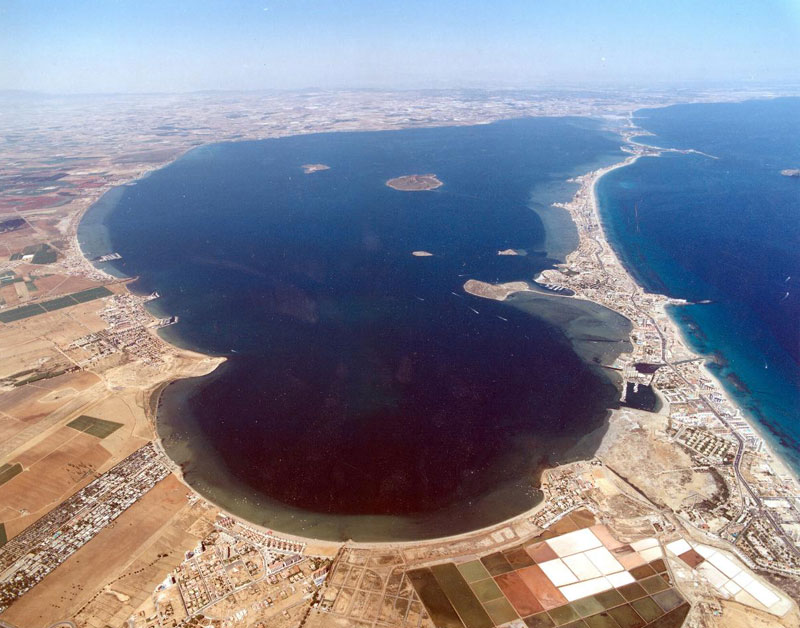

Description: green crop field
[71,286,113,302]
[0,285,113,323]
[0,463,23,487]
[67,415,124,439]
[40,295,80,311]
[0,303,47,323]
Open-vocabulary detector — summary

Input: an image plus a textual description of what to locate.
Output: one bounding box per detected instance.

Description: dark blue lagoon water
[598,98,800,471]
[80,118,632,540]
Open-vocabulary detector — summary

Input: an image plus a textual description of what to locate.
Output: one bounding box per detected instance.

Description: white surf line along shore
[535,124,800,564]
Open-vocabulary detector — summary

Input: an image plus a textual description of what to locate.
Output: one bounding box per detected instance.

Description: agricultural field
[66,415,124,439]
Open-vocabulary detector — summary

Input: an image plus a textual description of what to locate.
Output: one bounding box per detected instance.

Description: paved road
[630,294,800,560]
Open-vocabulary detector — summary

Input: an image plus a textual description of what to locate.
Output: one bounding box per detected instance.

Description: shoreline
[73,131,657,548]
[5,93,800,627]
[70,145,203,285]
[76,119,797,554]
[592,138,799,483]
[149,362,609,551]
[550,128,800,485]
[76,134,623,548]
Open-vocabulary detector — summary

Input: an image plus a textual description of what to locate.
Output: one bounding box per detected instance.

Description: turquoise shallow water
[597,98,800,472]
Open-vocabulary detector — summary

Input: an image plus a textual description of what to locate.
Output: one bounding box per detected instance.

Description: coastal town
[0,88,799,628]
[130,516,330,628]
[532,128,800,577]
[0,443,172,613]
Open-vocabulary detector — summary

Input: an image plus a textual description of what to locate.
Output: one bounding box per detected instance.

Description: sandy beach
[584,138,799,484]
[77,121,798,554]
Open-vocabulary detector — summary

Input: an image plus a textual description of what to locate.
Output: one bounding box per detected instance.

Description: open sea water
[597,97,800,472]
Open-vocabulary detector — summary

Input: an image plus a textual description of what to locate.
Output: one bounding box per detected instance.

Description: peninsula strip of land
[1,90,800,628]
[461,128,800,607]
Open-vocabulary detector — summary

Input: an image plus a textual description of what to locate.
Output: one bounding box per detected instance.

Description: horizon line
[3,80,800,99]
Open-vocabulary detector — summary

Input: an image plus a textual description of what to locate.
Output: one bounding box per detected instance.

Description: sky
[1,0,799,94]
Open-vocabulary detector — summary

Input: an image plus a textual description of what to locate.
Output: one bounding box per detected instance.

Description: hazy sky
[2,0,799,93]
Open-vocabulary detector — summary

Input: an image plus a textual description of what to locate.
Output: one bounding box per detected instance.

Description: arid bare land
[463,279,532,301]
[1,88,799,627]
